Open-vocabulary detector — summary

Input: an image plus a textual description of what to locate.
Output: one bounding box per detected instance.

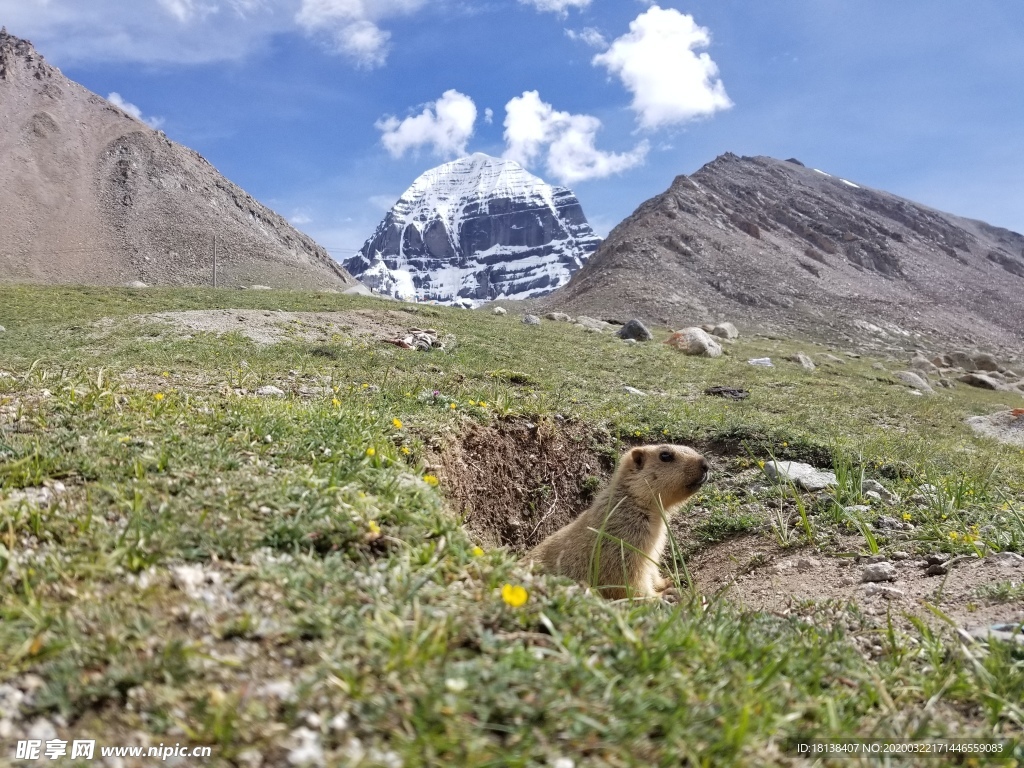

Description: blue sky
[3,1,1023,261]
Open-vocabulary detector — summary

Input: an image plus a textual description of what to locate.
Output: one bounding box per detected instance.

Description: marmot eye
[659,451,674,462]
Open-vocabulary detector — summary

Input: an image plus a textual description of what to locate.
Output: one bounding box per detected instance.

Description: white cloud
[593,6,732,130]
[377,90,478,159]
[106,92,164,129]
[289,212,314,225]
[565,27,607,49]
[296,0,427,68]
[484,107,494,125]
[503,90,648,185]
[517,0,590,14]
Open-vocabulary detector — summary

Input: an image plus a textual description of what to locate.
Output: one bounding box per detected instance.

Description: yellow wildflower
[153,392,165,401]
[423,475,439,487]
[332,398,340,407]
[400,446,411,455]
[362,383,369,389]
[449,403,456,410]
[479,402,488,408]
[392,418,403,429]
[501,584,528,608]
[902,513,912,521]
[471,546,484,557]
[368,520,381,535]
[948,531,959,541]
[366,447,376,457]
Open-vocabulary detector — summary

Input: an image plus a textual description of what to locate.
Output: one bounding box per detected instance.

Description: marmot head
[618,443,710,512]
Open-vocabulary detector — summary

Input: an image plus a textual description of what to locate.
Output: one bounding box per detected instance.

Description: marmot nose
[699,458,711,484]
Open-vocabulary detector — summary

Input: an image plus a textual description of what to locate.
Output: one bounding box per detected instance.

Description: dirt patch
[691,535,1024,636]
[99,308,427,346]
[439,417,621,552]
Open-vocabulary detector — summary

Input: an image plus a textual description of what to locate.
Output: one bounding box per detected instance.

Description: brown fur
[526,444,710,599]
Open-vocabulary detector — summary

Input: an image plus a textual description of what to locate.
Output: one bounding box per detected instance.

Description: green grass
[1,286,1023,766]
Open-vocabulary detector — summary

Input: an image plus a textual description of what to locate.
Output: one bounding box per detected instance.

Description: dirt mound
[115,308,426,346]
[547,153,1024,355]
[0,30,353,291]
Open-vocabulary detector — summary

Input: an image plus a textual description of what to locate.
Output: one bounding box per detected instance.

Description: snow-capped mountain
[344,153,600,305]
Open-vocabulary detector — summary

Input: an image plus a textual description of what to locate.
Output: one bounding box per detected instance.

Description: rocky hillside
[546,153,1024,354]
[0,29,354,291]
[345,154,600,306]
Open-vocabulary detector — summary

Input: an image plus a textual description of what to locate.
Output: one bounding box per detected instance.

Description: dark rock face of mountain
[0,29,353,290]
[548,153,1024,353]
[345,154,600,305]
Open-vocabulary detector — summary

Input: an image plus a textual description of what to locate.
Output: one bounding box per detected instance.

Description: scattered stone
[971,352,1000,372]
[492,307,507,316]
[617,318,652,342]
[872,362,887,371]
[821,354,846,365]
[342,283,371,296]
[864,490,883,502]
[959,373,1008,391]
[891,551,911,561]
[787,352,816,371]
[124,280,148,289]
[747,357,774,367]
[622,386,646,396]
[544,312,572,322]
[843,505,871,515]
[574,316,613,333]
[988,551,1024,568]
[862,479,897,504]
[908,353,938,372]
[664,328,722,358]
[763,460,837,491]
[0,325,6,333]
[893,371,933,393]
[522,314,541,326]
[622,338,637,345]
[704,386,749,400]
[925,553,950,566]
[795,557,819,572]
[861,562,897,582]
[863,583,905,599]
[255,385,285,398]
[873,515,904,530]
[237,749,264,768]
[966,624,1024,646]
[249,285,273,290]
[710,322,739,340]
[862,554,889,564]
[259,680,297,702]
[287,727,325,767]
[27,718,57,742]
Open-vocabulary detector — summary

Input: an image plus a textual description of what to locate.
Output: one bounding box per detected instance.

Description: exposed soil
[440,419,1023,639]
[95,308,426,346]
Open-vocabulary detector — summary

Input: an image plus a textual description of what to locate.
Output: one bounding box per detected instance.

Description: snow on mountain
[344,153,600,305]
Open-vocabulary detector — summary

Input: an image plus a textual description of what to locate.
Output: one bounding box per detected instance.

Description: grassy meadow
[0,285,1022,766]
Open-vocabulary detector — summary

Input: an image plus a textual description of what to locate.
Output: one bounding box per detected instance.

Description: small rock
[862,554,889,564]
[249,285,273,290]
[664,327,722,358]
[838,577,856,587]
[260,680,297,702]
[862,479,897,504]
[988,551,1024,568]
[864,490,883,503]
[124,281,148,289]
[491,307,507,316]
[622,386,646,396]
[522,314,541,326]
[0,325,6,333]
[821,354,846,364]
[861,562,897,582]
[544,312,572,322]
[705,386,749,400]
[863,583,905,599]
[787,352,816,371]
[237,749,264,768]
[287,727,325,767]
[966,624,1024,646]
[28,718,57,741]
[926,563,950,577]
[891,551,911,561]
[795,557,819,572]
[622,338,637,345]
[342,283,372,296]
[710,322,739,340]
[925,553,951,566]
[748,357,774,367]
[256,385,285,397]
[893,371,934,393]
[617,318,652,342]
[764,460,837,491]
[843,505,871,514]
[574,316,614,333]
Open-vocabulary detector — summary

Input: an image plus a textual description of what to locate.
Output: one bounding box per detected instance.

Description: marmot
[527,444,710,600]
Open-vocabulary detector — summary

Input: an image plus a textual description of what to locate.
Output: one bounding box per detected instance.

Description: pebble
[795,557,820,572]
[287,727,325,767]
[622,386,646,396]
[763,460,837,491]
[237,749,264,768]
[27,718,57,741]
[256,385,285,397]
[989,552,1024,568]
[861,562,897,582]
[862,554,889,564]
[492,307,507,316]
[522,314,541,326]
[863,583,905,599]
[0,325,5,333]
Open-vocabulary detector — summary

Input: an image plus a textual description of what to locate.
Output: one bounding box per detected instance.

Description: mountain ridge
[0,29,353,291]
[344,153,600,306]
[546,153,1024,354]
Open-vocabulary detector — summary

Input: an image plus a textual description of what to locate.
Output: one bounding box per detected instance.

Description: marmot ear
[630,447,645,470]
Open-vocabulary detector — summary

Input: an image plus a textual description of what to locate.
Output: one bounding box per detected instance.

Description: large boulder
[617,319,653,342]
[971,352,1000,372]
[787,352,816,371]
[959,373,1008,391]
[893,371,934,394]
[948,351,978,372]
[665,328,722,358]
